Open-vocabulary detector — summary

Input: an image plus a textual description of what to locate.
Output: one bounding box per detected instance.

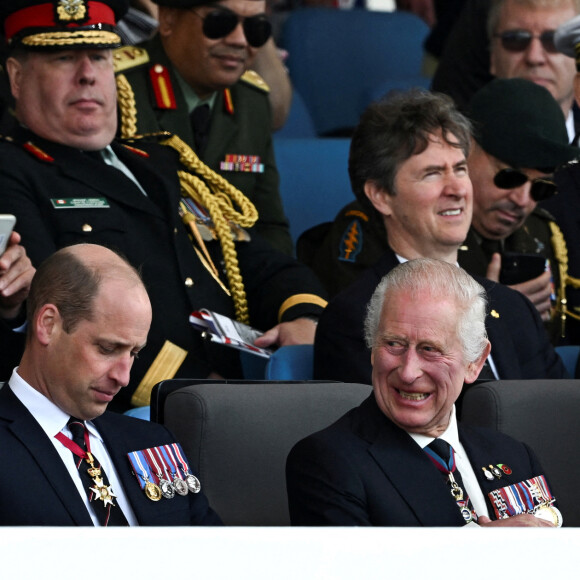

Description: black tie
[426,438,476,524]
[190,104,211,155]
[67,418,129,526]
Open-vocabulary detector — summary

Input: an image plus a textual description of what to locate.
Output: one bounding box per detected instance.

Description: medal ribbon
[489,475,555,519]
[153,447,173,482]
[127,450,152,490]
[144,447,165,484]
[171,442,192,477]
[161,445,183,481]
[424,444,457,475]
[55,424,92,460]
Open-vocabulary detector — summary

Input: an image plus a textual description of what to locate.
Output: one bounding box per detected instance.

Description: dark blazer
[116,36,292,255]
[0,386,221,526]
[0,126,326,411]
[286,395,547,526]
[314,248,567,384]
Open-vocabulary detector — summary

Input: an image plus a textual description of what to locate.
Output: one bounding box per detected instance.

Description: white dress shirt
[9,369,138,526]
[409,406,490,522]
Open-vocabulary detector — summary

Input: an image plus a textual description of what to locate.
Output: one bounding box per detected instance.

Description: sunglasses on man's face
[192,7,272,48]
[493,167,557,202]
[493,29,557,53]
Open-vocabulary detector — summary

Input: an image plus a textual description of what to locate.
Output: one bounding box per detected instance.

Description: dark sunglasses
[192,7,272,48]
[493,167,557,202]
[493,29,557,53]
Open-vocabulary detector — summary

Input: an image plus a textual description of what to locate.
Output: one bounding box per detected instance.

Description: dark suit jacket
[0,385,221,526]
[314,248,566,384]
[286,395,547,526]
[0,126,326,411]
[115,36,292,255]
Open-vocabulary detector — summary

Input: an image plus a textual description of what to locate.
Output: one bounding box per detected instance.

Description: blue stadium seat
[273,136,352,245]
[281,8,430,136]
[265,345,314,380]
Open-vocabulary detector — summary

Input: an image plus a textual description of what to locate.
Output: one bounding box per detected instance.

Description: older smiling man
[288,258,561,527]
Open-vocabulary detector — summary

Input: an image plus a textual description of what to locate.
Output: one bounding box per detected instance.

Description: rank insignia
[149,64,177,110]
[122,144,150,158]
[223,88,234,115]
[339,219,363,263]
[56,0,88,23]
[23,142,54,163]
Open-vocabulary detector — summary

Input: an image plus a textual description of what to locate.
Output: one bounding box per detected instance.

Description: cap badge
[57,0,87,23]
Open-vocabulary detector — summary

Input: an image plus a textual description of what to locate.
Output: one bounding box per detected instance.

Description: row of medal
[127,443,201,502]
[488,474,563,527]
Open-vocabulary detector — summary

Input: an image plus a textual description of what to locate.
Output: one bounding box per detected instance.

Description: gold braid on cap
[116,74,138,139]
[549,221,580,336]
[162,134,258,324]
[22,30,121,47]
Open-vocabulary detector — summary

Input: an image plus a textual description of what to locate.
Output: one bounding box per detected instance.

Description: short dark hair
[348,89,472,204]
[26,244,141,338]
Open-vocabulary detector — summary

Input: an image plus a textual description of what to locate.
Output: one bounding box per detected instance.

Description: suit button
[185,277,194,287]
[82,224,92,232]
[174,228,178,234]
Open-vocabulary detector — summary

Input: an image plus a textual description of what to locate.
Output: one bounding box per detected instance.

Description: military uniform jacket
[286,394,549,526]
[0,126,326,411]
[115,36,293,255]
[0,385,221,526]
[313,247,566,385]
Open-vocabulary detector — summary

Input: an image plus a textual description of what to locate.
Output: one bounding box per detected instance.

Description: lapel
[15,126,165,219]
[354,397,466,526]
[0,386,93,525]
[475,275,522,379]
[459,424,522,520]
[203,90,237,166]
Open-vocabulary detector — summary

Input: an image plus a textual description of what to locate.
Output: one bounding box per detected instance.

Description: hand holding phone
[0,214,16,256]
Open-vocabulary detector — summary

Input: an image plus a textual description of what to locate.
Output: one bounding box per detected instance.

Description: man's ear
[464,341,492,384]
[5,57,23,100]
[157,6,178,37]
[35,304,61,346]
[364,181,393,217]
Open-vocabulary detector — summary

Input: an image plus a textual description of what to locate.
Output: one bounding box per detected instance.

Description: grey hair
[364,259,489,363]
[488,0,580,40]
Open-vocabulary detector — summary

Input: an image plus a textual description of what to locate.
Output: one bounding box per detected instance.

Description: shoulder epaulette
[148,63,177,109]
[113,46,150,74]
[240,70,270,93]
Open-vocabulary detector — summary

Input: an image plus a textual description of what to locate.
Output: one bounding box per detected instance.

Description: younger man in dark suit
[288,258,560,527]
[0,243,221,526]
[313,89,566,384]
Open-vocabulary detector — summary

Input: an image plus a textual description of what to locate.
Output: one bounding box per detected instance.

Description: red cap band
[5,2,116,41]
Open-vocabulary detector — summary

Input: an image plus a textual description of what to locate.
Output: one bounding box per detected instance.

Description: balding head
[26,244,144,339]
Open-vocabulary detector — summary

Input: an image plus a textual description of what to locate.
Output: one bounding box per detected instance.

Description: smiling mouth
[398,389,430,401]
[439,209,462,216]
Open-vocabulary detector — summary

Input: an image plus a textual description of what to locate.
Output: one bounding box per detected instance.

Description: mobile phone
[499,251,546,285]
[0,214,16,256]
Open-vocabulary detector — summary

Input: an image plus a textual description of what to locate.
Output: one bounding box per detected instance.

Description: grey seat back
[163,381,372,525]
[461,379,580,526]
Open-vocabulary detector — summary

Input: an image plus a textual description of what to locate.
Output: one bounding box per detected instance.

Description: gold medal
[144,481,162,502]
[534,504,563,527]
